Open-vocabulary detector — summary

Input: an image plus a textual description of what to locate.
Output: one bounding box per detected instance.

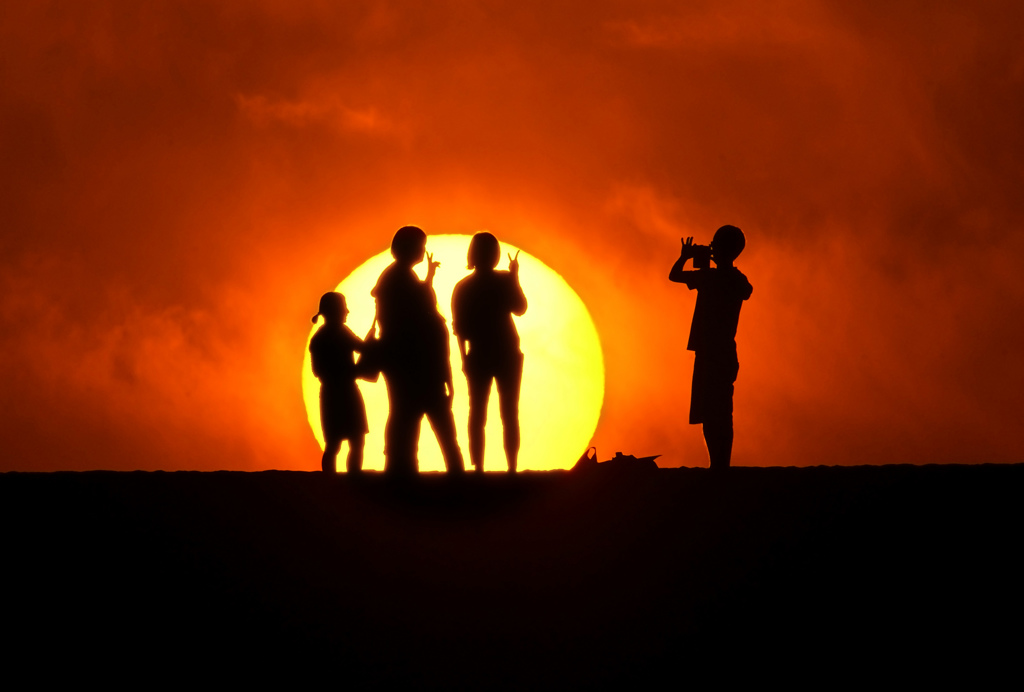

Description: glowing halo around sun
[302,234,604,472]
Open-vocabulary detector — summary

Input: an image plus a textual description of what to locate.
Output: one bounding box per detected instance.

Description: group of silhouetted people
[310,227,526,476]
[311,223,751,474]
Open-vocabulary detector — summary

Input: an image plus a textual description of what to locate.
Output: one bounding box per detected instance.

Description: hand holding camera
[680,236,712,269]
[680,236,694,258]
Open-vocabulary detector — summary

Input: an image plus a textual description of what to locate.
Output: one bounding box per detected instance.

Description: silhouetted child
[310,292,368,473]
[669,225,753,470]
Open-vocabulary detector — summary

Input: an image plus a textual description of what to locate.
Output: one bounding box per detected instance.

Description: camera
[692,244,712,270]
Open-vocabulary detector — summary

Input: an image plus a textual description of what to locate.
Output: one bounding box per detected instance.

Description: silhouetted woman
[452,233,528,472]
[309,292,368,473]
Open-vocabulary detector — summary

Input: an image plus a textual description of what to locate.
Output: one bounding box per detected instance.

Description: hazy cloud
[236,92,398,135]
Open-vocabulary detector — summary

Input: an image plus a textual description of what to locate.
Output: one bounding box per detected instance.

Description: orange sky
[2,1,1023,471]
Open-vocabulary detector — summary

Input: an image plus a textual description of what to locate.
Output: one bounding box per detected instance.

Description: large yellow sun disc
[301,234,604,472]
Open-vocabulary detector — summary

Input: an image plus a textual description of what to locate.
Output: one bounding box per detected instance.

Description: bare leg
[383,376,421,477]
[497,353,523,473]
[702,417,733,471]
[467,373,492,472]
[322,437,342,473]
[347,434,365,473]
[427,398,465,474]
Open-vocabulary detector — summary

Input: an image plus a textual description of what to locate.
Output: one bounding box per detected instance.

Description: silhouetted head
[467,232,500,270]
[711,225,745,264]
[312,292,347,325]
[391,226,427,265]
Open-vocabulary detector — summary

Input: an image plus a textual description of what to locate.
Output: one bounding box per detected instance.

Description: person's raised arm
[346,318,378,353]
[508,250,528,316]
[345,325,366,352]
[669,236,697,285]
[425,252,440,288]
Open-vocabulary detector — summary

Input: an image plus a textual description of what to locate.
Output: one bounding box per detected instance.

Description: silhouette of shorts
[465,348,523,381]
[320,382,369,440]
[689,348,739,424]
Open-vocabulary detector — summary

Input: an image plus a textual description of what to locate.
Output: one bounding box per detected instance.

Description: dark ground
[2,465,1021,686]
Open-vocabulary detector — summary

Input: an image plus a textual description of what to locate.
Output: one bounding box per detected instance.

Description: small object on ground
[572,448,660,473]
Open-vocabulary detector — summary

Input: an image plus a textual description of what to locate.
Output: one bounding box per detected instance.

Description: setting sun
[302,234,604,471]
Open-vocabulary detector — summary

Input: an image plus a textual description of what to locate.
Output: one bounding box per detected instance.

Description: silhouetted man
[371,226,465,476]
[669,225,753,470]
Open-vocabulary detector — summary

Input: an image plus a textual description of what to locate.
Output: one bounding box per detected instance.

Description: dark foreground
[3,465,1022,685]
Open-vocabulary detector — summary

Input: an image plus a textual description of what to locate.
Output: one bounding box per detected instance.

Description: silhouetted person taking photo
[309,292,369,473]
[669,225,753,470]
[371,226,465,476]
[452,233,528,473]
